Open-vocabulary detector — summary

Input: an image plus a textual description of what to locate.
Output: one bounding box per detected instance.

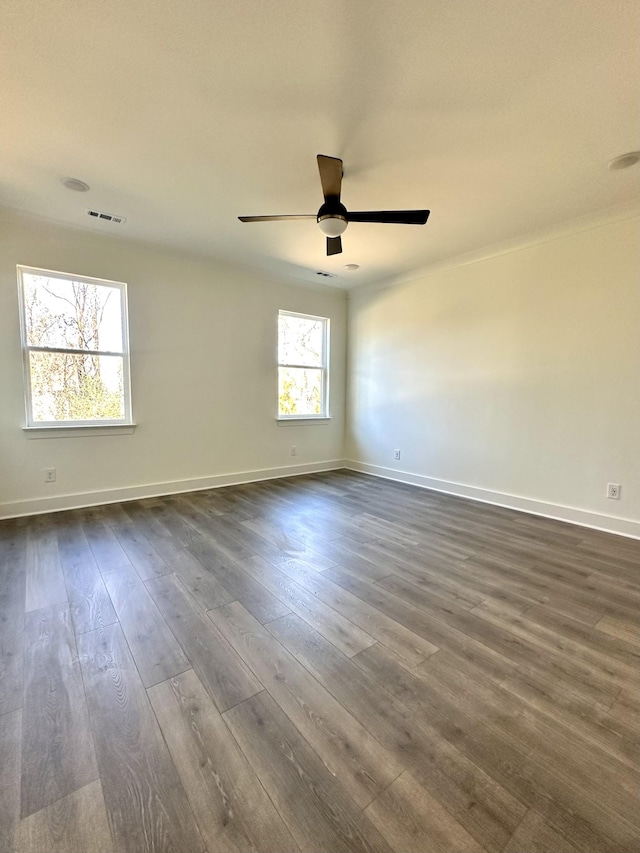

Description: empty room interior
[1,2,639,852]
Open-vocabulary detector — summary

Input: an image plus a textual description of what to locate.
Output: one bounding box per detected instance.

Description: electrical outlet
[44,468,56,483]
[606,483,621,500]
[394,449,401,461]
[291,445,297,457]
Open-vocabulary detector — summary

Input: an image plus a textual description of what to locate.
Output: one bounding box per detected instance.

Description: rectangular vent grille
[87,209,126,224]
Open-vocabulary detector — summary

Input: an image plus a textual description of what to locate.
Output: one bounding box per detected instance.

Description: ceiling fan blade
[327,236,342,256]
[347,210,430,225]
[317,155,343,202]
[238,214,315,222]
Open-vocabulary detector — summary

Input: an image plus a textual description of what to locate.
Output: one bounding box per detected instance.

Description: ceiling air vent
[316,271,335,278]
[87,209,126,224]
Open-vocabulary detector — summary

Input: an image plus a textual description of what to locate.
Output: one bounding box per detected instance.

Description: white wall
[346,215,640,537]
[3,209,638,537]
[0,211,346,516]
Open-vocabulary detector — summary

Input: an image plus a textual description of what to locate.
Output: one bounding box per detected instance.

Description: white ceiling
[1,0,638,289]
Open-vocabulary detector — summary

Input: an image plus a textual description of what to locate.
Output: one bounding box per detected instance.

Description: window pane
[29,351,125,422]
[279,367,323,416]
[278,314,324,366]
[23,274,123,352]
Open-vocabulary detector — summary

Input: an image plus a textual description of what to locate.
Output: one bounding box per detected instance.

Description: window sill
[276,417,331,426]
[23,424,137,439]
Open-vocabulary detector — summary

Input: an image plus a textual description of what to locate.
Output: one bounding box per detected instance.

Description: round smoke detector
[344,263,360,271]
[607,152,640,171]
[63,178,90,192]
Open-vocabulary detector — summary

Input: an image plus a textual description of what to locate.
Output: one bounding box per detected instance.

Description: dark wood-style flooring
[1,470,639,853]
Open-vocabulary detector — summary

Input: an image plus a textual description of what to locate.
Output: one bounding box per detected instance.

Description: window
[278,310,329,418]
[17,266,132,427]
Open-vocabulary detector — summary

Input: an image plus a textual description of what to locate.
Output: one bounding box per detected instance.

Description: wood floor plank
[80,508,132,573]
[21,604,98,818]
[309,536,392,580]
[530,545,640,589]
[171,496,255,561]
[523,604,640,670]
[330,564,622,701]
[386,572,627,690]
[119,498,180,540]
[462,551,608,625]
[0,524,26,715]
[144,500,207,547]
[603,690,640,736]
[378,557,487,610]
[347,512,424,548]
[324,564,519,683]
[531,559,640,612]
[501,808,581,853]
[270,506,352,546]
[575,537,640,573]
[146,573,263,711]
[288,512,375,547]
[469,600,634,692]
[595,613,640,646]
[103,564,190,687]
[111,523,171,581]
[378,570,481,613]
[219,511,338,572]
[417,649,640,825]
[240,516,308,554]
[187,488,256,521]
[237,554,377,657]
[0,709,22,853]
[17,780,113,853]
[186,536,292,623]
[354,643,639,853]
[78,623,204,853]
[148,670,298,853]
[506,659,624,731]
[385,544,537,615]
[224,691,393,853]
[275,558,438,666]
[24,522,67,612]
[500,666,639,768]
[120,501,236,609]
[365,771,486,853]
[171,550,236,611]
[367,525,485,565]
[354,641,539,763]
[210,600,402,809]
[56,519,117,635]
[516,755,640,853]
[268,613,526,853]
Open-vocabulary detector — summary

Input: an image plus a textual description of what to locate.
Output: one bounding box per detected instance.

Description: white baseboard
[5,458,639,540]
[0,460,346,519]
[345,460,640,540]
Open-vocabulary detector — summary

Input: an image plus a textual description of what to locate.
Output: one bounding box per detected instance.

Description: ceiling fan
[238,155,430,256]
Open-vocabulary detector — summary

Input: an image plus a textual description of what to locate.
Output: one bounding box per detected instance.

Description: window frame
[277,309,330,420]
[17,265,133,429]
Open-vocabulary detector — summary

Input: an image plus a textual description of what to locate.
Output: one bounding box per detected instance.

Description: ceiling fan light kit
[239,154,430,256]
[317,211,348,237]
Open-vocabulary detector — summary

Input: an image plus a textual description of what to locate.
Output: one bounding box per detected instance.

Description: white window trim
[277,309,330,420]
[17,265,134,429]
